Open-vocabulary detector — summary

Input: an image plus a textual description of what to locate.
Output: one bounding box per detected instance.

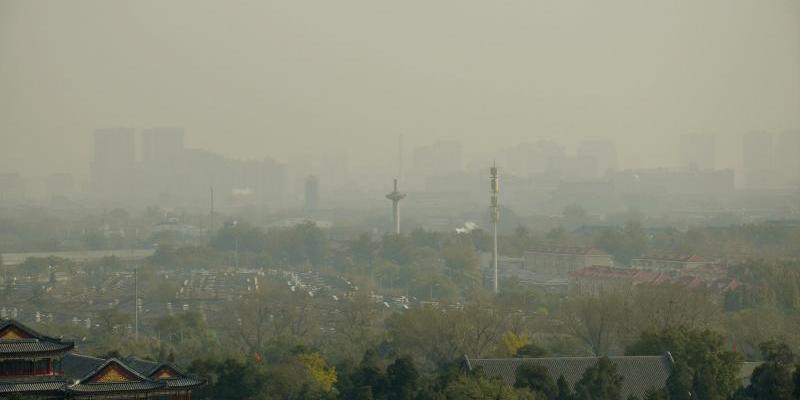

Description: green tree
[514,363,556,399]
[572,356,624,400]
[444,372,535,400]
[664,361,692,400]
[744,340,795,400]
[210,221,267,253]
[626,328,742,400]
[386,356,419,400]
[515,343,549,358]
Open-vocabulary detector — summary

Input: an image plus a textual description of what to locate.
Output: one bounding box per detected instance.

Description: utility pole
[490,163,500,294]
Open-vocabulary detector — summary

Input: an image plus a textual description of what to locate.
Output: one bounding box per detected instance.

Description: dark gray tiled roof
[0,319,74,357]
[0,379,65,394]
[61,353,107,381]
[66,380,165,393]
[62,355,167,394]
[738,362,762,386]
[124,356,160,376]
[164,376,205,388]
[466,354,673,399]
[0,339,74,355]
[125,356,206,388]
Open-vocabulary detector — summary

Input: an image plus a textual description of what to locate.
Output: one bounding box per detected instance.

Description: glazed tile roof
[66,381,165,393]
[465,354,673,399]
[125,356,205,388]
[0,379,65,394]
[0,319,75,356]
[1,321,204,395]
[65,356,167,394]
[0,338,75,355]
[61,353,107,380]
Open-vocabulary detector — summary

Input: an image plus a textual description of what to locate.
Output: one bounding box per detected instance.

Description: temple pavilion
[0,319,204,399]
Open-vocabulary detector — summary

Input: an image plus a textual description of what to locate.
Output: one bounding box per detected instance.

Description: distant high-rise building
[501,141,565,177]
[679,133,715,170]
[304,175,319,212]
[778,130,800,187]
[743,131,773,172]
[140,127,186,199]
[141,127,185,165]
[577,140,617,177]
[742,131,781,189]
[92,128,136,198]
[413,141,463,174]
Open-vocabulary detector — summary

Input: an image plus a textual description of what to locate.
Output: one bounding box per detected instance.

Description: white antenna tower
[134,267,139,340]
[386,179,406,235]
[490,162,500,294]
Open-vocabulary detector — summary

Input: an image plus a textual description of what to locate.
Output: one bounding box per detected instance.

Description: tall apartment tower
[92,128,136,198]
[304,175,319,213]
[743,131,776,189]
[680,133,716,170]
[141,127,185,165]
[577,140,618,177]
[778,130,800,187]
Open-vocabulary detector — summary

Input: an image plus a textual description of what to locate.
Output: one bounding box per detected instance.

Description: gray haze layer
[1,0,798,176]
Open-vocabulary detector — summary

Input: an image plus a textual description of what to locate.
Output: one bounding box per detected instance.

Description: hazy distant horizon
[2,0,798,177]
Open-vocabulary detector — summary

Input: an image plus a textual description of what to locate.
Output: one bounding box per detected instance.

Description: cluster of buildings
[520,246,738,296]
[91,128,287,211]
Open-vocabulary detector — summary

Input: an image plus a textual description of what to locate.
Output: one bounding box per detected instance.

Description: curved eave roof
[0,380,66,394]
[163,376,206,388]
[67,380,166,394]
[0,339,74,357]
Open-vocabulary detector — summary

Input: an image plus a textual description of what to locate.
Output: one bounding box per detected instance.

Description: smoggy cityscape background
[1,0,799,229]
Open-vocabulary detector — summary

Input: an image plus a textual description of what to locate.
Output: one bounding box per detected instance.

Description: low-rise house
[569,265,740,296]
[630,254,717,274]
[569,266,670,294]
[523,246,613,279]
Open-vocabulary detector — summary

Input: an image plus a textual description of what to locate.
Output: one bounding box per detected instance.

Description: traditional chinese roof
[125,356,205,388]
[64,354,166,394]
[0,321,204,396]
[0,319,74,358]
[0,376,65,395]
[465,354,673,400]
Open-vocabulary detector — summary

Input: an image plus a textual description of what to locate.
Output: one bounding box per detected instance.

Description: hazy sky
[1,0,798,176]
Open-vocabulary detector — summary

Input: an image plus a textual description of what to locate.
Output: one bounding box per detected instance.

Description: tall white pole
[386,179,406,235]
[493,219,498,294]
[134,267,139,341]
[490,163,500,294]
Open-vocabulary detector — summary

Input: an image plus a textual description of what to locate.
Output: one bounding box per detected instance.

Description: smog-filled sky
[1,0,798,176]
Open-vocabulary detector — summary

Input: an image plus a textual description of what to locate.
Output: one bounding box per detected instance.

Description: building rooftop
[526,245,609,256]
[0,319,75,358]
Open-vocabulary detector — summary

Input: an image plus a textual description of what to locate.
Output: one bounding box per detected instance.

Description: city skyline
[2,0,798,177]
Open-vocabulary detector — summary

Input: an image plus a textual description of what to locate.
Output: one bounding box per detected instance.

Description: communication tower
[386,179,406,234]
